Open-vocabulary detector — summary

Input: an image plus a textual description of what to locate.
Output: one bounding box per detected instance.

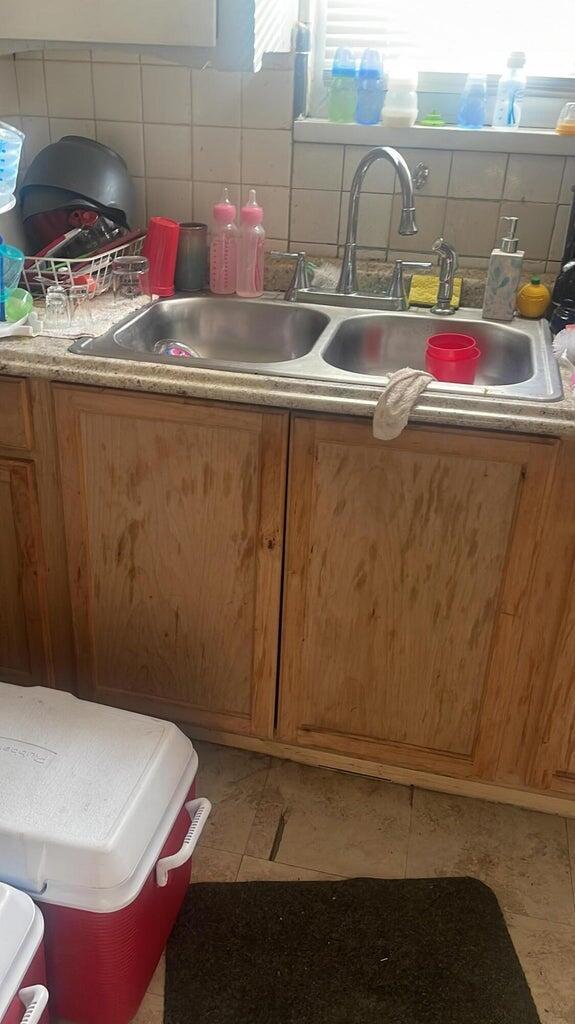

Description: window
[311,0,575,113]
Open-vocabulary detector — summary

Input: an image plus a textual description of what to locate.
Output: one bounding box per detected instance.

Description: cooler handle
[156,797,211,887]
[18,985,49,1024]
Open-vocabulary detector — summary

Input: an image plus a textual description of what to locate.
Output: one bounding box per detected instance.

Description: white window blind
[319,0,575,78]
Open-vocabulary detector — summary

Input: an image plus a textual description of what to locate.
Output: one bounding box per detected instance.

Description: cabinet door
[0,459,51,685]
[54,386,288,738]
[279,416,555,781]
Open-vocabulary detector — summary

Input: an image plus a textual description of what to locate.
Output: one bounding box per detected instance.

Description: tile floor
[132,741,575,1024]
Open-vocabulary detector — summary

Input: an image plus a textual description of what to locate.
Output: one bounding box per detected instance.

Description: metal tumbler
[174,222,208,292]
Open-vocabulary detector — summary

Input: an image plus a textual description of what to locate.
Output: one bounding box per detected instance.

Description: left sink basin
[70,296,330,364]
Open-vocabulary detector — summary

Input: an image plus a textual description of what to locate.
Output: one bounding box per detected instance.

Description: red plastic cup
[425,333,481,384]
[142,217,181,296]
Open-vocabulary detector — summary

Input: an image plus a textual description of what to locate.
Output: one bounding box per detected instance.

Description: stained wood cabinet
[54,385,288,738]
[278,415,559,784]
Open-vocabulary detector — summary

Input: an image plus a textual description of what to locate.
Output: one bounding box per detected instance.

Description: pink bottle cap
[240,188,263,225]
[213,187,237,224]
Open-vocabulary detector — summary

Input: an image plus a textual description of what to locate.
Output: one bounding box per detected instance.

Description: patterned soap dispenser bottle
[482,216,524,322]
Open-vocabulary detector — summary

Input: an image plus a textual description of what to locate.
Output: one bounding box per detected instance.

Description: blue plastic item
[492,52,526,128]
[0,121,24,198]
[458,74,487,129]
[329,48,357,123]
[356,49,384,125]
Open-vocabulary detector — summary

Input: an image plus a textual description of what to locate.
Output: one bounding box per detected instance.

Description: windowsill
[294,119,575,156]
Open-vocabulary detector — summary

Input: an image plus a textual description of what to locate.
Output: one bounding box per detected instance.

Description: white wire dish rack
[21,234,145,297]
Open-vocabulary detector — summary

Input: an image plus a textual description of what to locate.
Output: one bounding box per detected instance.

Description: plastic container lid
[331,47,356,78]
[507,51,526,67]
[358,49,382,80]
[0,683,198,912]
[0,883,44,1021]
[213,186,237,224]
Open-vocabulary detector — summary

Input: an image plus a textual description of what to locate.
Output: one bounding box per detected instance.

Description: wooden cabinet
[278,415,558,783]
[0,458,51,686]
[54,385,288,738]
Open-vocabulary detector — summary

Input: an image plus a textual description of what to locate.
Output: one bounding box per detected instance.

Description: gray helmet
[20,136,135,227]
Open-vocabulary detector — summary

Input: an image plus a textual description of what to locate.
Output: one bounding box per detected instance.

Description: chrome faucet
[431,237,458,315]
[337,147,418,295]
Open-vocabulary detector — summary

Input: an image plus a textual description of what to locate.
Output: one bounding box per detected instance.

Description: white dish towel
[373,367,434,441]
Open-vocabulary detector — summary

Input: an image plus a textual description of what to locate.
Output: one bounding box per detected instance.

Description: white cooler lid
[0,883,44,1020]
[0,684,198,912]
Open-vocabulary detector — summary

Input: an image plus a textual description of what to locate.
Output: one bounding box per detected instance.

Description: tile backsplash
[1,50,572,271]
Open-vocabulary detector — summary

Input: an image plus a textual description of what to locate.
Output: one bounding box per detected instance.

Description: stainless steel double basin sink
[70,295,563,403]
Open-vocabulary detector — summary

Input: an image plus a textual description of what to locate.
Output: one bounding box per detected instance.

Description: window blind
[320,0,575,78]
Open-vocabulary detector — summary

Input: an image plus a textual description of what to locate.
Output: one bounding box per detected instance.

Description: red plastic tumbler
[142,217,181,296]
[425,333,481,384]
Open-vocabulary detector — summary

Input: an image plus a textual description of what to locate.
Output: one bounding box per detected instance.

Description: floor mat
[165,876,539,1023]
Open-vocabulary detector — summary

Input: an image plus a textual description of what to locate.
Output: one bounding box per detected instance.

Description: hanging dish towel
[373,367,434,441]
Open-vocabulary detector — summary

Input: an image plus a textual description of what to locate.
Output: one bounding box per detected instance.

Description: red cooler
[0,683,211,1024]
[0,883,49,1024]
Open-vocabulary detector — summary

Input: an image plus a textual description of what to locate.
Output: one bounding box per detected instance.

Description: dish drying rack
[21,234,145,297]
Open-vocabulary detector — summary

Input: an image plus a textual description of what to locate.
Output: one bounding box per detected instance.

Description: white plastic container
[0,883,48,1024]
[0,683,211,1024]
[492,51,526,129]
[381,68,418,127]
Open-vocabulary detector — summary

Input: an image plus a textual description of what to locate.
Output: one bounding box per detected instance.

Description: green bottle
[329,48,357,123]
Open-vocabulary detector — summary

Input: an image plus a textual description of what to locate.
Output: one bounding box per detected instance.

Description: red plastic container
[0,683,211,1024]
[0,884,49,1024]
[142,216,180,296]
[426,333,480,384]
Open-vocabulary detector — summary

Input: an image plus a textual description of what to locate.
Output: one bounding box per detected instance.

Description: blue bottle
[329,48,357,123]
[355,49,384,125]
[458,74,487,129]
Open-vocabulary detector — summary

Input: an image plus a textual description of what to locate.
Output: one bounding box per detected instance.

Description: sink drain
[154,341,200,359]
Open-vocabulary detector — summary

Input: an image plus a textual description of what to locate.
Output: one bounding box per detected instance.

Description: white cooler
[0,683,211,1024]
[0,882,49,1024]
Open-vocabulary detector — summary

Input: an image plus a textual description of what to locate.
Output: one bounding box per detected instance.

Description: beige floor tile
[147,953,166,997]
[245,759,411,878]
[194,740,270,854]
[407,789,574,924]
[237,855,343,882]
[507,913,575,1024]
[130,990,164,1024]
[191,843,242,882]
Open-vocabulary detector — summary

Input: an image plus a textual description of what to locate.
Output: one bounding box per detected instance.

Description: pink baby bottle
[210,187,238,294]
[236,189,265,298]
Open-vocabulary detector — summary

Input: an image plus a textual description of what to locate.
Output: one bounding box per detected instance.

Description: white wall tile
[499,200,556,260]
[45,62,94,118]
[193,127,241,183]
[91,49,140,63]
[144,124,191,180]
[338,191,392,250]
[443,199,500,257]
[343,146,395,193]
[93,64,142,122]
[292,242,338,257]
[400,148,451,197]
[97,121,145,176]
[546,261,562,274]
[290,189,341,245]
[44,49,90,61]
[192,182,241,228]
[15,51,42,61]
[15,62,47,116]
[504,155,565,203]
[449,152,507,200]
[132,176,147,227]
[389,195,446,253]
[142,66,191,125]
[146,178,193,221]
[292,143,344,190]
[549,205,570,262]
[192,69,241,128]
[50,118,96,141]
[560,157,575,205]
[241,70,293,130]
[244,184,290,238]
[20,116,50,167]
[0,59,19,113]
[242,129,291,187]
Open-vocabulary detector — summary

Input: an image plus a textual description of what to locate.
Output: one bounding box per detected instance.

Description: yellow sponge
[408,274,462,309]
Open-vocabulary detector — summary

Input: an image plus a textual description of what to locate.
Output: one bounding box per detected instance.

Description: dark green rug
[165,876,539,1024]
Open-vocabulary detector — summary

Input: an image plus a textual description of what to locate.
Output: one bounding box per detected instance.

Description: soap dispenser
[482,216,524,321]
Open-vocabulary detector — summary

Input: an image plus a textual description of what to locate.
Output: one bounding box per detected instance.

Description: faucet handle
[270,250,311,301]
[389,259,433,309]
[396,260,433,271]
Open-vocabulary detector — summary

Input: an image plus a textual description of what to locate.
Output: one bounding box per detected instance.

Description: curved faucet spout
[338,147,418,294]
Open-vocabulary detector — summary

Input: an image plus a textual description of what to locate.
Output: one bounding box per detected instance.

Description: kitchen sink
[70,294,563,403]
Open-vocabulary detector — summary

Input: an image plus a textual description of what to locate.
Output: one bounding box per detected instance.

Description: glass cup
[44,284,71,332]
[111,256,151,302]
[68,284,93,333]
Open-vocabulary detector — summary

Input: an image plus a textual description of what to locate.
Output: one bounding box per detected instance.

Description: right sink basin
[322,313,534,387]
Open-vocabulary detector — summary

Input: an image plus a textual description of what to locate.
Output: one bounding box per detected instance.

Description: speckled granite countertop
[0,278,573,439]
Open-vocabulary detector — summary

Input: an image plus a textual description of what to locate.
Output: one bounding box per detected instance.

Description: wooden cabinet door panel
[279,416,555,779]
[54,386,287,737]
[0,459,50,684]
